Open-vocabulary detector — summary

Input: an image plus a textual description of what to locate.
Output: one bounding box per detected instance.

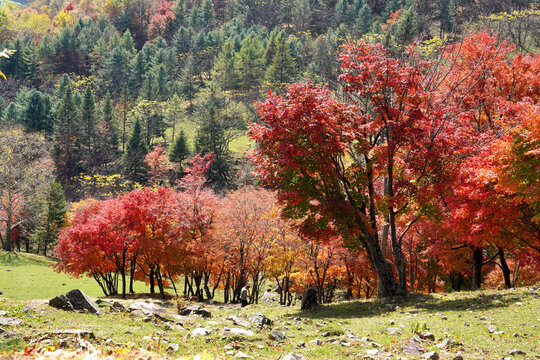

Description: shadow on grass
[289,290,537,320]
[0,251,52,267]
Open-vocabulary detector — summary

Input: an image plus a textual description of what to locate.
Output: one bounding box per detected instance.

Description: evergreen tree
[32,181,66,256]
[56,74,72,99]
[169,129,190,169]
[123,119,148,183]
[235,34,265,101]
[334,0,349,25]
[200,0,215,29]
[211,40,241,91]
[177,58,199,110]
[23,91,53,134]
[392,7,418,49]
[438,0,454,34]
[54,81,82,185]
[120,29,136,54]
[263,38,297,94]
[96,92,120,165]
[119,84,132,154]
[154,64,169,101]
[23,40,40,83]
[383,0,401,20]
[355,3,373,35]
[101,46,129,95]
[81,87,97,171]
[194,86,232,189]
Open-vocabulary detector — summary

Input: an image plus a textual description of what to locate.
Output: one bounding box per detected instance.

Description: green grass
[0,278,539,359]
[0,251,147,300]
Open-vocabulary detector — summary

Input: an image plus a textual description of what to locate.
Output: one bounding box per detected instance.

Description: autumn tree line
[0,0,538,300]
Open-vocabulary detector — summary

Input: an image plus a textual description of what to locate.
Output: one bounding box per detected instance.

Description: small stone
[224,327,254,336]
[309,338,322,345]
[167,343,179,352]
[513,333,519,337]
[321,331,330,337]
[227,315,250,328]
[282,353,306,360]
[418,332,435,341]
[509,349,526,356]
[452,356,464,360]
[269,330,287,342]
[371,342,382,348]
[234,351,253,359]
[249,313,273,328]
[179,305,212,318]
[112,301,126,311]
[390,319,395,325]
[487,325,497,333]
[297,341,305,348]
[403,337,424,356]
[423,351,440,359]
[435,338,453,348]
[340,340,351,347]
[0,317,23,326]
[191,327,212,337]
[387,327,401,335]
[441,316,448,320]
[365,349,382,356]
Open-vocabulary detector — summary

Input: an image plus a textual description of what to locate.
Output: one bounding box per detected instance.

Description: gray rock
[321,331,330,337]
[418,332,435,341]
[269,330,287,342]
[167,343,179,352]
[227,315,250,328]
[423,351,439,359]
[62,290,101,315]
[128,302,166,315]
[387,327,401,335]
[452,356,464,360]
[309,338,322,345]
[487,325,497,333]
[403,337,425,356]
[282,353,306,360]
[49,295,74,311]
[223,327,254,336]
[234,351,253,359]
[48,329,95,339]
[509,349,526,355]
[435,338,453,348]
[0,317,23,326]
[249,313,272,328]
[179,305,212,318]
[112,301,126,311]
[191,327,212,337]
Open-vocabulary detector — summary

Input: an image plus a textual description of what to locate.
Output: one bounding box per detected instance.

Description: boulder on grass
[65,289,101,315]
[50,290,101,315]
[49,295,74,311]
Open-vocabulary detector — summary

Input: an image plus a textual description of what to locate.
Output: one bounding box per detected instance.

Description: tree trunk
[498,247,512,289]
[471,246,483,290]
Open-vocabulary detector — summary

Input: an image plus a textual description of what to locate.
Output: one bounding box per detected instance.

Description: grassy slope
[0,253,539,359]
[0,251,148,300]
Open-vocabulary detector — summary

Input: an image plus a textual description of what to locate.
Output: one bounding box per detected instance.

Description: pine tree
[438,0,454,34]
[263,38,297,94]
[334,0,349,25]
[211,40,241,91]
[56,74,72,99]
[23,91,53,134]
[54,82,82,185]
[81,87,97,171]
[178,58,199,111]
[101,46,129,95]
[32,181,66,256]
[120,29,136,53]
[355,3,373,35]
[96,92,120,165]
[23,40,40,83]
[200,0,215,29]
[154,64,169,101]
[123,119,148,183]
[169,129,190,168]
[235,34,265,101]
[119,84,132,154]
[383,0,401,21]
[392,7,418,49]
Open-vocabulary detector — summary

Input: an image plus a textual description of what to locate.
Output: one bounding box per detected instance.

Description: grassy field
[0,251,148,300]
[0,252,539,359]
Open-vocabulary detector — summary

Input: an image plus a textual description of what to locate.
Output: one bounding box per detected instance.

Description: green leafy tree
[236,34,265,101]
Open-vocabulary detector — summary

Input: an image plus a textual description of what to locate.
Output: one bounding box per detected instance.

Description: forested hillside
[0,0,538,300]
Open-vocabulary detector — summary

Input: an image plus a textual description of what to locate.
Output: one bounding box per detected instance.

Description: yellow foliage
[53,9,76,29]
